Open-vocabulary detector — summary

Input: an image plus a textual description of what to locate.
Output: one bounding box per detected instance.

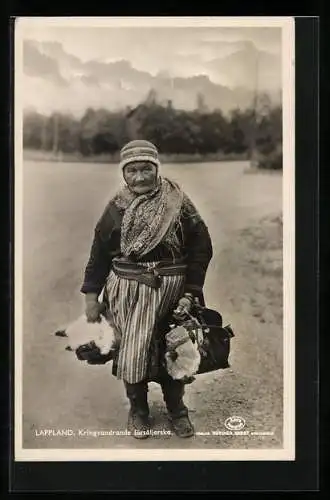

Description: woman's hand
[85,294,106,323]
[173,294,194,320]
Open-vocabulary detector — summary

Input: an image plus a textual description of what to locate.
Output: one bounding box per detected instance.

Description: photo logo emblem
[224,416,246,431]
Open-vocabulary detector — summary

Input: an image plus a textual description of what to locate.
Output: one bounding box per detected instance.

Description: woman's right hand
[85,294,105,323]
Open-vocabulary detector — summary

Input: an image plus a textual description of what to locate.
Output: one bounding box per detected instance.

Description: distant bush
[256,145,283,170]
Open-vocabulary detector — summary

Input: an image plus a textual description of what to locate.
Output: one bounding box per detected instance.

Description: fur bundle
[54,314,117,355]
[165,324,202,381]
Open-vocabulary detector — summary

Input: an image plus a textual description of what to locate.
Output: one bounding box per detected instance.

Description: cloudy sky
[18,20,283,115]
[20,24,281,74]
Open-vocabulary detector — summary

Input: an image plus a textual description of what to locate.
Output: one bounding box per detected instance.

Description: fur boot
[160,375,194,438]
[124,381,150,439]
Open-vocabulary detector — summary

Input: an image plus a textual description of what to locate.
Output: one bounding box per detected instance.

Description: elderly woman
[81,140,213,439]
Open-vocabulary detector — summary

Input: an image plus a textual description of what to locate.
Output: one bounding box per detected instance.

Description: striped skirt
[105,263,184,384]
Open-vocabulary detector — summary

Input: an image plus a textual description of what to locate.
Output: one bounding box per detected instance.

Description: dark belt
[112,260,187,289]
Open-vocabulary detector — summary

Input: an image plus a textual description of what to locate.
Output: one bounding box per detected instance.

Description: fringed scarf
[112,177,186,258]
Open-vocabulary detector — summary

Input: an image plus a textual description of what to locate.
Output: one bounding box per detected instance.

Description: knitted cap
[119,140,160,171]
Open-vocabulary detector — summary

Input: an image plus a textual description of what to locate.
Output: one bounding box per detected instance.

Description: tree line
[23,92,282,169]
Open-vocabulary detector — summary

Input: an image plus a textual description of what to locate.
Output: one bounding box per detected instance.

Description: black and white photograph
[14,16,295,461]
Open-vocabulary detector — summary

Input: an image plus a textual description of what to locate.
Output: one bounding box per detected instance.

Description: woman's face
[123,161,158,194]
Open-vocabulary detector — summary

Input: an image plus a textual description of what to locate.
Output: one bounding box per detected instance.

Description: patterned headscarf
[112,140,200,258]
[113,176,185,258]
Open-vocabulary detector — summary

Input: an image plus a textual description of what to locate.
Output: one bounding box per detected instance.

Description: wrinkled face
[123,161,158,194]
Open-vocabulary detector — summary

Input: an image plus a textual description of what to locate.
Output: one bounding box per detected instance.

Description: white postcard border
[14,16,295,462]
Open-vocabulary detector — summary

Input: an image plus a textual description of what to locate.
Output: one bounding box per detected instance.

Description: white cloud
[20,25,281,65]
[20,24,282,114]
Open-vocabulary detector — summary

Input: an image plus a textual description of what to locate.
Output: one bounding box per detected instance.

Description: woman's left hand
[173,296,193,319]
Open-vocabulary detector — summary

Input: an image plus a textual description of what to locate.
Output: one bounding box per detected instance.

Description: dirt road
[20,160,283,451]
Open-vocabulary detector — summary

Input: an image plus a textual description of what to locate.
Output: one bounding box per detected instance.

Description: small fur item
[54,314,117,355]
[165,324,202,381]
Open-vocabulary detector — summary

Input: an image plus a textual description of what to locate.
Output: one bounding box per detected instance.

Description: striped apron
[105,262,184,384]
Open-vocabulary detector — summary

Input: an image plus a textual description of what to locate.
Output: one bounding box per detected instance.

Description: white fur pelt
[165,325,202,380]
[55,314,117,355]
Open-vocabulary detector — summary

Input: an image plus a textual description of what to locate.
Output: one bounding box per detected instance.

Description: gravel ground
[19,160,283,452]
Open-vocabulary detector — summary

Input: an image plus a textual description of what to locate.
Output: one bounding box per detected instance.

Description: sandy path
[20,161,282,451]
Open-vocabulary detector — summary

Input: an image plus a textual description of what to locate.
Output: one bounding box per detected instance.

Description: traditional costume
[81,140,213,437]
